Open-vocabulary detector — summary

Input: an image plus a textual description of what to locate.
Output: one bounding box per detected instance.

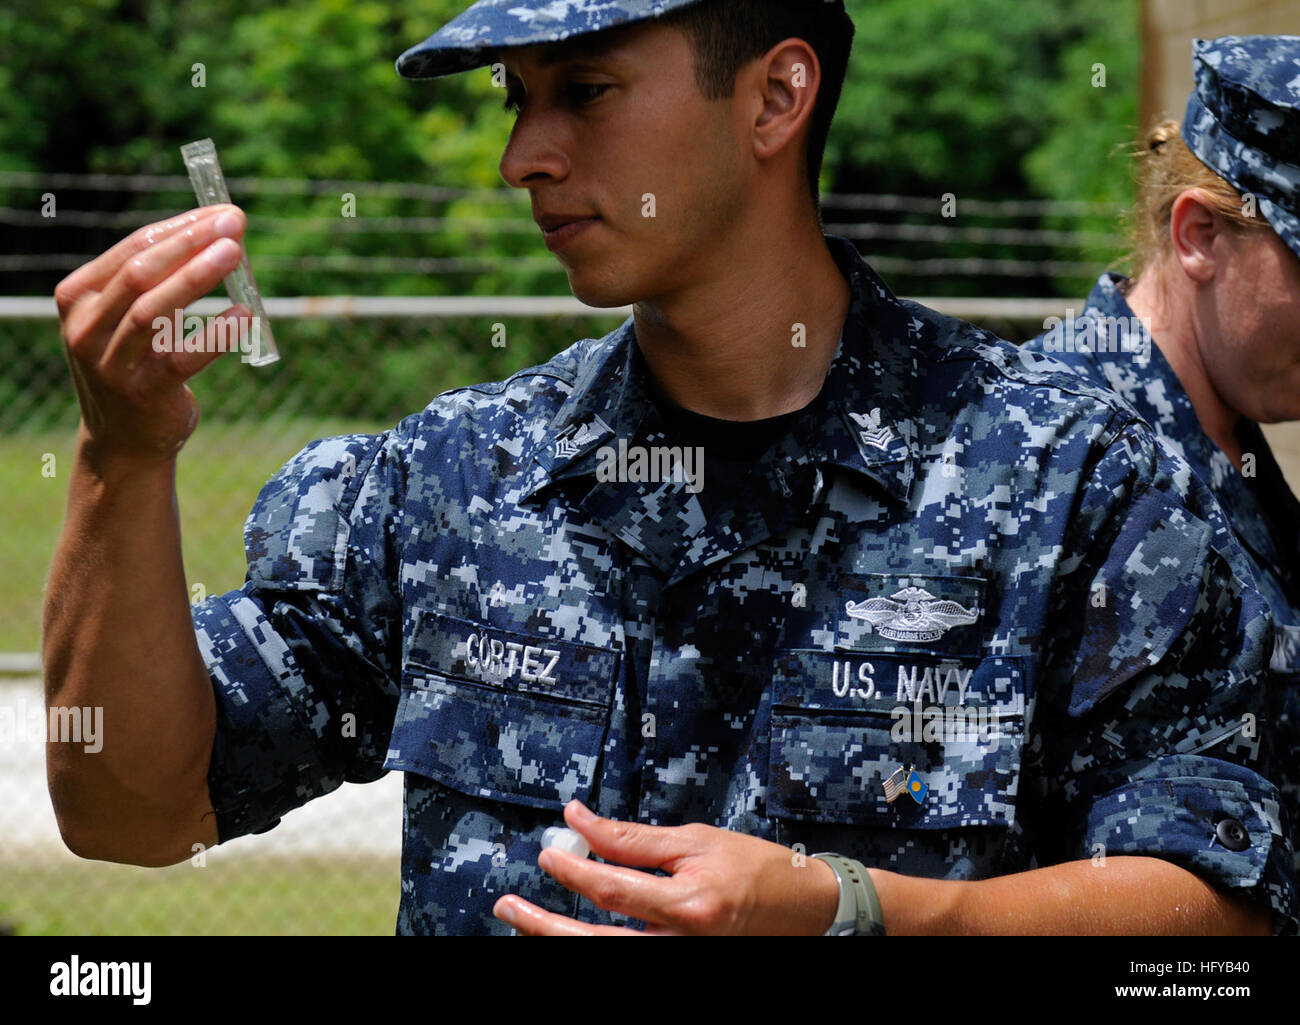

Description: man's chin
[565,269,641,310]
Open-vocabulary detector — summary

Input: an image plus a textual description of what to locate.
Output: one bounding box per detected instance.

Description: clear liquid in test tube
[179,138,278,366]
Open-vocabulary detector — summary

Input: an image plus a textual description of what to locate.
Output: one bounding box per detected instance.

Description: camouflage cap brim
[1183,88,1300,262]
[395,0,709,80]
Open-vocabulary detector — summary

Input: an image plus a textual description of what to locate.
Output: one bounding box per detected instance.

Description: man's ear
[1169,189,1222,284]
[749,37,819,164]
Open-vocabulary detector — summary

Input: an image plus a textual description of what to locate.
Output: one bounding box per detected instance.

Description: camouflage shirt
[1025,271,1300,878]
[194,236,1297,934]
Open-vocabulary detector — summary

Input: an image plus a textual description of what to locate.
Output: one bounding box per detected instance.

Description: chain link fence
[1,304,636,935]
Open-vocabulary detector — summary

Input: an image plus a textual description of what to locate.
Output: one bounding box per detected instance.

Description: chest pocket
[384,609,621,812]
[767,650,1027,829]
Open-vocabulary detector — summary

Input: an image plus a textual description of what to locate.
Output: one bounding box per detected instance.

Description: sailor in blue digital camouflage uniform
[1025,35,1300,879]
[194,2,1297,934]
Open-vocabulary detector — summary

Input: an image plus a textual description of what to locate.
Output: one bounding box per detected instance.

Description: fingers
[492,896,648,936]
[127,303,254,388]
[59,205,244,366]
[97,236,246,375]
[55,205,232,313]
[53,203,255,462]
[538,846,678,924]
[563,800,702,869]
[93,206,246,353]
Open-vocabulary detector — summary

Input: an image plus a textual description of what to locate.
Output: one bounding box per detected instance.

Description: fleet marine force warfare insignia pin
[845,586,979,643]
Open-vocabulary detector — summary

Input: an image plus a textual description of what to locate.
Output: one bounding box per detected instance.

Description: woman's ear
[1168,189,1222,284]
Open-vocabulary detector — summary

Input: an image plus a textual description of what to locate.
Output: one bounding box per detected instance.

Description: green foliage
[829,0,1138,296]
[3,0,1138,302]
[832,0,1136,197]
[1021,0,1141,284]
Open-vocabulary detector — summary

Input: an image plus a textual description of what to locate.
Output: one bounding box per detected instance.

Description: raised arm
[43,204,251,865]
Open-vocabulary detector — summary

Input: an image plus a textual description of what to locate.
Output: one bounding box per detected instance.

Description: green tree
[828,0,1138,297]
[3,0,1141,302]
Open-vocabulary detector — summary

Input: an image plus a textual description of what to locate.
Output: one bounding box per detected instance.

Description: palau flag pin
[904,767,928,804]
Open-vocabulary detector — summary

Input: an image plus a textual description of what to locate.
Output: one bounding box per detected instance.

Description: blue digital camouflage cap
[396,0,848,80]
[1182,35,1300,261]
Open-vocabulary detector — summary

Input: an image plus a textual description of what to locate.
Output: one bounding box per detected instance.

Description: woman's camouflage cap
[396,0,847,81]
[1182,35,1300,260]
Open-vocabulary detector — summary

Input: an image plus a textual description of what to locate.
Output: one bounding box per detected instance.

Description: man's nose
[498,111,571,189]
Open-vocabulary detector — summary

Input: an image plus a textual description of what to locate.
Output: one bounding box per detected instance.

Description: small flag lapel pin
[882,765,909,803]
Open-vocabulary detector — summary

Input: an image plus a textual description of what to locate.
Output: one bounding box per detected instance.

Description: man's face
[496,21,748,308]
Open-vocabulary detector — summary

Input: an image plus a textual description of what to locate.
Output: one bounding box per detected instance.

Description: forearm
[868,856,1270,935]
[42,427,218,864]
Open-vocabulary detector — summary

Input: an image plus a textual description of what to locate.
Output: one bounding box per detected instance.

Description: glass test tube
[179,138,278,366]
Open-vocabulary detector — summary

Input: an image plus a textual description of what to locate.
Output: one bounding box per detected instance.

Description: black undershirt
[652,393,810,520]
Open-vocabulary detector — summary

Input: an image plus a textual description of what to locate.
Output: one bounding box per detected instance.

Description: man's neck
[1125,271,1245,468]
[631,218,851,422]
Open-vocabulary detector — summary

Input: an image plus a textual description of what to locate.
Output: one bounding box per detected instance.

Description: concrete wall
[1141,0,1300,492]
[1142,0,1300,126]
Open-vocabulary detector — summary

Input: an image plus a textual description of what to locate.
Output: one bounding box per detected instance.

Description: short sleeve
[1027,418,1298,935]
[193,430,406,843]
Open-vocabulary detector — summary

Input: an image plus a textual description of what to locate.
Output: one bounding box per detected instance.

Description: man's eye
[502,82,610,117]
[566,83,610,106]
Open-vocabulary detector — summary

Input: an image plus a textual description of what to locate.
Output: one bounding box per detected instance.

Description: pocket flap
[385,610,620,811]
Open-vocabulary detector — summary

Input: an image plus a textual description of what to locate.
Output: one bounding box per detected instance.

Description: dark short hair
[659,0,855,212]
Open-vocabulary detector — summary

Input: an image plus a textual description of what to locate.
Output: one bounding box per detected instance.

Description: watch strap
[811,853,886,936]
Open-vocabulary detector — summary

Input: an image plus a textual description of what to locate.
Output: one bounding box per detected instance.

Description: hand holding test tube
[179,138,278,366]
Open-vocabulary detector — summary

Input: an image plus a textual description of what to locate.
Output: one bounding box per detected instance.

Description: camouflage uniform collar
[520,234,919,506]
[1082,273,1218,472]
[789,233,920,505]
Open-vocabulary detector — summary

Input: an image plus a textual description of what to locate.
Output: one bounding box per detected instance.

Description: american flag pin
[882,764,910,803]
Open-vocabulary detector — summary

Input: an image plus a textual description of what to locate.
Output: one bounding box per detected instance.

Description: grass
[4,416,403,937]
[2,415,405,937]
[1,417,390,653]
[0,853,400,935]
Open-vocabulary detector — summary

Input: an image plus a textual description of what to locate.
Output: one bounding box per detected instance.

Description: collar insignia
[848,408,894,452]
[553,416,609,460]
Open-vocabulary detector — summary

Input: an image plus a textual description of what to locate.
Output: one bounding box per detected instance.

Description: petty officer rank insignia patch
[847,408,894,451]
[552,414,610,460]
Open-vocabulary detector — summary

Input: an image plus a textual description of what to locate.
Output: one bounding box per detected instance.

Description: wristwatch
[811,853,886,936]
